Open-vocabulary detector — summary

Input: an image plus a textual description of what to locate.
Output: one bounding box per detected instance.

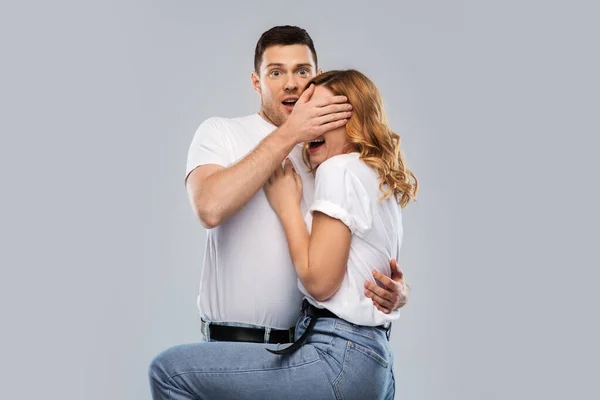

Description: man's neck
[258,110,278,128]
[257,110,302,148]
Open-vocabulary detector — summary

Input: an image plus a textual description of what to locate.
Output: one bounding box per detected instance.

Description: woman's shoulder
[320,153,375,178]
[316,153,378,191]
[317,152,363,173]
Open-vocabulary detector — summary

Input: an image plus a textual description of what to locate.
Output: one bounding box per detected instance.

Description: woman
[149,70,417,400]
[263,69,418,397]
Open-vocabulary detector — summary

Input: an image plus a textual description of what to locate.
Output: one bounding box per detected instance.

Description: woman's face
[307,85,352,168]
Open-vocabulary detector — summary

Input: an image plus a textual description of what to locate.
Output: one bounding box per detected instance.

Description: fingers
[365,278,398,304]
[298,83,315,104]
[313,95,348,108]
[294,172,302,188]
[315,118,348,135]
[315,103,353,117]
[373,301,392,315]
[364,288,395,313]
[267,164,283,185]
[317,111,352,126]
[284,158,294,175]
[373,269,400,292]
[389,259,403,280]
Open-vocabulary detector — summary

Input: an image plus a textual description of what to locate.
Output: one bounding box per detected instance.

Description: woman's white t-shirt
[301,152,403,326]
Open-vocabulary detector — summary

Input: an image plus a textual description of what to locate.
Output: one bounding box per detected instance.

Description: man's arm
[187,84,352,228]
[186,128,295,228]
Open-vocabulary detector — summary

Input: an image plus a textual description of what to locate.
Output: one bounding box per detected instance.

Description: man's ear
[316,68,323,75]
[251,71,261,94]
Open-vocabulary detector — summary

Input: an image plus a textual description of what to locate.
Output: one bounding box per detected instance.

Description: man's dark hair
[254,25,318,73]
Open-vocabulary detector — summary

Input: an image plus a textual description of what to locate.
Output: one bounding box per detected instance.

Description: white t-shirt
[186,114,314,329]
[303,152,402,326]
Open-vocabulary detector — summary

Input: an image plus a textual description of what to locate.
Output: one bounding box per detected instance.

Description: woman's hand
[264,158,303,217]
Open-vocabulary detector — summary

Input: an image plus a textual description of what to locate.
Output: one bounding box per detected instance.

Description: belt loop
[201,318,211,341]
[264,326,271,343]
[386,322,392,341]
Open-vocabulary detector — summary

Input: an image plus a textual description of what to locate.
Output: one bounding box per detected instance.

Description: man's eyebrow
[265,63,314,69]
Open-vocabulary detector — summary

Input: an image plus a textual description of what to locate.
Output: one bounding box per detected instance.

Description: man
[149,26,408,399]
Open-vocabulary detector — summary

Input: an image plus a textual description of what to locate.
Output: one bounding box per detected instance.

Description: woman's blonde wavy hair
[302,69,418,208]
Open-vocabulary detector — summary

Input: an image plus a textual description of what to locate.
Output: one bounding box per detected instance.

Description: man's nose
[284,75,299,91]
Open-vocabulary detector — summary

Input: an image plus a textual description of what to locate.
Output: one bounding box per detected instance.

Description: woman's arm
[278,206,351,302]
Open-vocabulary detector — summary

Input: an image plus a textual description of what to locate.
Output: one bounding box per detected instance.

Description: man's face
[252,44,320,127]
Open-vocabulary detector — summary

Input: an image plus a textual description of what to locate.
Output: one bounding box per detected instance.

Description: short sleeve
[309,161,372,236]
[185,118,231,179]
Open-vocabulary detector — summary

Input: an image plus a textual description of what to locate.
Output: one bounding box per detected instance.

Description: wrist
[277,203,300,222]
[270,124,298,151]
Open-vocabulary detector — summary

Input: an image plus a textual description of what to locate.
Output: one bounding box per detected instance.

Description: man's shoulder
[200,114,259,127]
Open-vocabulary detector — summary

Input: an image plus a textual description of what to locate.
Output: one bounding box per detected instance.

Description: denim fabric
[149,316,395,400]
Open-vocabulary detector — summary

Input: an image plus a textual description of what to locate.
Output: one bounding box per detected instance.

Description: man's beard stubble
[260,98,288,128]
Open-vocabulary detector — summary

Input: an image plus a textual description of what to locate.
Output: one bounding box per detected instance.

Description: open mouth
[308,138,325,152]
[282,98,298,110]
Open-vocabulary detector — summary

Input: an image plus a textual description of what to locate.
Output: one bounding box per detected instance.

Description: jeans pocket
[348,340,390,368]
[333,340,393,400]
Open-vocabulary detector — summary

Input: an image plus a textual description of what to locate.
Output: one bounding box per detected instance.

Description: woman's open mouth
[308,138,325,153]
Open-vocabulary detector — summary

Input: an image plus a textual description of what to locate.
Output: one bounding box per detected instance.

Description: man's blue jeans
[149,315,396,399]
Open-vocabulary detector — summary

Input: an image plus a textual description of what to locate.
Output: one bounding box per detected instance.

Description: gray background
[1,1,598,399]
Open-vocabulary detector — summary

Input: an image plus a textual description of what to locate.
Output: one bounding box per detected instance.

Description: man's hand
[280,84,353,144]
[364,259,410,314]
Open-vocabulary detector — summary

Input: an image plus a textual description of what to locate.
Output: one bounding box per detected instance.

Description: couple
[149,26,418,399]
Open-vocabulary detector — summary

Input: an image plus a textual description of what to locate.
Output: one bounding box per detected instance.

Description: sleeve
[185,118,232,179]
[309,161,372,237]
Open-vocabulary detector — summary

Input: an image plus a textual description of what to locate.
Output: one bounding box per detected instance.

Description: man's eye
[298,69,308,76]
[270,71,281,77]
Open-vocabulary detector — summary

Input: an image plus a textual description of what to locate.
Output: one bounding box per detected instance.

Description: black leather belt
[201,319,295,344]
[267,299,391,355]
[302,298,340,319]
[267,300,343,355]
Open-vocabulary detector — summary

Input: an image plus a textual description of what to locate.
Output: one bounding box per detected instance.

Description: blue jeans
[149,315,396,399]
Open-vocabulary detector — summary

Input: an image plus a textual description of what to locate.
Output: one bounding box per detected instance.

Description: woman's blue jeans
[149,315,396,399]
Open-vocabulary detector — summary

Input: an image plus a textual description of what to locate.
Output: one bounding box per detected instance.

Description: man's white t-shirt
[186,114,314,329]
[186,114,402,329]
[303,152,402,326]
